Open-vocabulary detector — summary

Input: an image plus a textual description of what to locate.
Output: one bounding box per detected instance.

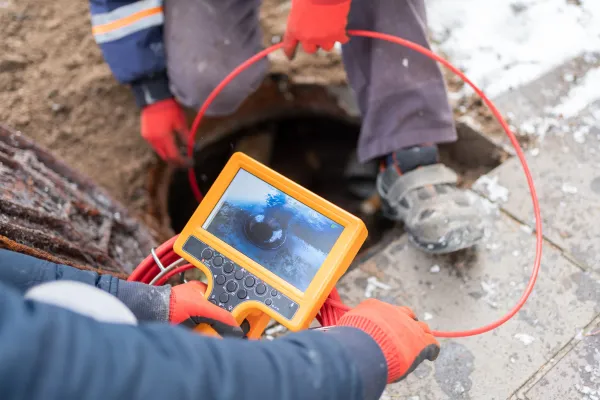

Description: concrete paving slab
[338,208,599,400]
[526,321,600,400]
[473,125,600,274]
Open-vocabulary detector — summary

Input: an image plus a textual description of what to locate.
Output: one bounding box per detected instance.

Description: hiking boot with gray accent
[377,163,485,254]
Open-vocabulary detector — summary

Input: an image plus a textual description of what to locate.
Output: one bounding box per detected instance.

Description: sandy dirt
[0,0,151,217]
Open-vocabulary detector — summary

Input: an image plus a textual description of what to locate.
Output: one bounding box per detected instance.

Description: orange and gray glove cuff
[317,326,388,400]
[130,72,173,108]
[116,280,171,322]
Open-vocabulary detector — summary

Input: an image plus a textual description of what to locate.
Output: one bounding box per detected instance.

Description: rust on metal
[0,124,157,276]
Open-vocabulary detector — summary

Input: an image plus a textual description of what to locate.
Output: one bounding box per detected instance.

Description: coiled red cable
[131,30,543,338]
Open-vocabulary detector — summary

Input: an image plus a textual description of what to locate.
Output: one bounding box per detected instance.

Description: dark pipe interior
[167,115,394,252]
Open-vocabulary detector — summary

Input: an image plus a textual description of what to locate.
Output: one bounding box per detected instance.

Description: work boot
[377,145,484,254]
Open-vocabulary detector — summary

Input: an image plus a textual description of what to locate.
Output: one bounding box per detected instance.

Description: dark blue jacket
[0,249,387,400]
[89,0,173,107]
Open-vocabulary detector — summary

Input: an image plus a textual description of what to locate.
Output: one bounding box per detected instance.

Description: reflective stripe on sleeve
[92,0,163,44]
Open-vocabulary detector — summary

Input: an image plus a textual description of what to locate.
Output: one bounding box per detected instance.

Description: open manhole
[155,78,508,257]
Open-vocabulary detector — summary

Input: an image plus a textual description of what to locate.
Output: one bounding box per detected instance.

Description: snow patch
[552,67,600,119]
[364,276,391,298]
[473,175,509,203]
[561,183,579,194]
[427,0,600,97]
[514,333,536,346]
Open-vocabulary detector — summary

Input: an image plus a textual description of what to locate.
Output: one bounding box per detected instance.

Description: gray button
[223,262,234,274]
[256,284,267,295]
[219,293,229,303]
[215,275,226,285]
[213,256,224,267]
[226,281,238,293]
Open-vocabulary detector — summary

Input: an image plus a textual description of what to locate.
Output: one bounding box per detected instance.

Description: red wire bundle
[130,30,543,338]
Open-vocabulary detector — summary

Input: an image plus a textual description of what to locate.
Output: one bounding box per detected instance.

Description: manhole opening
[167,114,506,255]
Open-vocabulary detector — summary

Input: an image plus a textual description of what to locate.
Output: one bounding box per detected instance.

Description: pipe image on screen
[203,169,344,291]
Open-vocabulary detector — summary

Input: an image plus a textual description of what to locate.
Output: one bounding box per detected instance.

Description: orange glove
[170,281,243,338]
[283,0,352,59]
[338,299,440,383]
[140,98,190,165]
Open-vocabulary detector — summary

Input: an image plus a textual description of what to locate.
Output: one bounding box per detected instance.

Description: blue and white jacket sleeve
[89,0,173,107]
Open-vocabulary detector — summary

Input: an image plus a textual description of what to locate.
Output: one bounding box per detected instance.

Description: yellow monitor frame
[174,152,367,338]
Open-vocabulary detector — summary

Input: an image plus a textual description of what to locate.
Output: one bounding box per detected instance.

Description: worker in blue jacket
[0,248,439,400]
[89,0,485,255]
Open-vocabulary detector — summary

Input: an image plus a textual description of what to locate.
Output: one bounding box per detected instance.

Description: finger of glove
[301,42,318,54]
[161,133,188,165]
[283,36,299,59]
[184,280,208,295]
[172,110,190,142]
[424,333,441,358]
[394,345,440,383]
[320,40,336,51]
[418,320,432,334]
[184,317,244,338]
[420,342,441,362]
[148,139,169,161]
[397,306,417,320]
[391,343,441,383]
[197,300,239,327]
[338,33,350,44]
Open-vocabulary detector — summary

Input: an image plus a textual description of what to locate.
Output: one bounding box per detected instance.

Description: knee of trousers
[169,57,268,116]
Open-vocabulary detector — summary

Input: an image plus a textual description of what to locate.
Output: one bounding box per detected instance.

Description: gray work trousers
[164,0,456,163]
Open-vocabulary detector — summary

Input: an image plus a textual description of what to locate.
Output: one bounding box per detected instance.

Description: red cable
[139,30,542,338]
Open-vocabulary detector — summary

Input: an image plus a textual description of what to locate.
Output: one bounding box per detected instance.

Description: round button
[271,289,278,296]
[223,262,234,274]
[201,248,213,260]
[235,270,245,280]
[215,274,226,285]
[256,283,267,295]
[219,293,229,303]
[265,298,272,306]
[226,281,238,293]
[237,289,247,299]
[244,276,255,287]
[213,256,224,267]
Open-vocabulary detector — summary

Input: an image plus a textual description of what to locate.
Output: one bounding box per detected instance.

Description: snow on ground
[513,65,600,141]
[552,66,600,119]
[427,0,600,98]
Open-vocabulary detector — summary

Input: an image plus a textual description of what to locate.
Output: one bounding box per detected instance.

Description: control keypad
[182,236,299,320]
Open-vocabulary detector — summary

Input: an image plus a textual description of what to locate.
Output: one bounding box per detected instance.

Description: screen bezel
[175,152,366,304]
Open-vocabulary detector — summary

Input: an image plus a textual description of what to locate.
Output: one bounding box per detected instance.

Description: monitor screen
[203,169,344,292]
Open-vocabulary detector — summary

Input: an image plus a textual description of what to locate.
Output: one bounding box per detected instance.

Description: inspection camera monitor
[174,152,367,338]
